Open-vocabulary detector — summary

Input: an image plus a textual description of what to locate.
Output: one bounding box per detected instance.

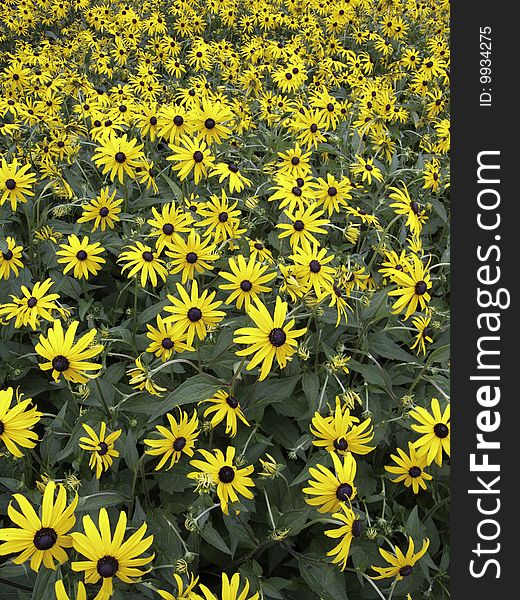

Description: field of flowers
[0,1,450,599]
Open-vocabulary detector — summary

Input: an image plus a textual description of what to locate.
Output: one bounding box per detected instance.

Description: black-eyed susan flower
[310,399,375,456]
[371,537,430,580]
[188,446,255,515]
[127,355,167,397]
[277,204,330,249]
[385,442,433,494]
[164,280,225,346]
[0,278,63,330]
[233,297,307,381]
[77,187,123,232]
[118,241,168,287]
[276,144,312,179]
[409,397,450,466]
[290,242,335,297]
[218,255,275,311]
[71,508,154,599]
[388,183,428,236]
[315,174,353,216]
[0,481,77,572]
[350,155,384,184]
[167,135,215,184]
[56,235,106,280]
[324,505,364,571]
[210,162,252,193]
[165,230,219,283]
[147,203,194,254]
[158,104,190,142]
[198,572,259,600]
[189,99,234,145]
[0,237,23,279]
[79,422,122,479]
[248,239,273,264]
[144,409,199,470]
[92,132,145,183]
[35,320,103,384]
[202,390,250,438]
[387,254,432,320]
[303,451,357,514]
[146,314,194,361]
[0,387,41,458]
[197,190,244,244]
[0,157,37,210]
[410,315,434,355]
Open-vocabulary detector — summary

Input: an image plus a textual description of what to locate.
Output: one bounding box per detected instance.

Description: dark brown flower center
[434,423,449,438]
[399,565,413,577]
[150,116,157,125]
[336,482,353,501]
[334,437,348,451]
[409,466,422,478]
[27,297,38,308]
[5,178,16,190]
[218,212,228,222]
[292,186,302,196]
[293,219,305,231]
[193,151,204,163]
[186,252,198,264]
[161,337,174,349]
[52,355,70,372]
[415,280,427,295]
[328,187,337,196]
[115,152,126,163]
[269,328,286,347]
[97,556,119,578]
[228,163,239,173]
[187,307,202,322]
[310,123,318,133]
[218,465,235,483]
[97,441,109,456]
[162,223,174,235]
[204,118,216,129]
[2,250,13,261]
[254,243,264,250]
[226,395,239,409]
[33,527,58,550]
[174,115,184,126]
[309,260,321,273]
[142,251,154,262]
[291,156,300,165]
[76,250,88,261]
[352,519,363,537]
[99,207,109,217]
[240,280,252,292]
[173,436,186,451]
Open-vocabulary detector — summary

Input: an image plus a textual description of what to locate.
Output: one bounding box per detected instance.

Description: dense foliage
[0,1,450,599]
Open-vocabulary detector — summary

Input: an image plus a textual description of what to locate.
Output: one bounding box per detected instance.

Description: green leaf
[76,491,127,511]
[138,299,170,325]
[298,558,347,600]
[367,333,417,363]
[200,522,232,555]
[32,565,59,600]
[147,375,222,422]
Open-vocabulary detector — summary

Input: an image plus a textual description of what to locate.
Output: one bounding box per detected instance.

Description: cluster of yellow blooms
[0,0,449,597]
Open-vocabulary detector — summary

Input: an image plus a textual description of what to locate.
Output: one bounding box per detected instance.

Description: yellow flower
[79,422,122,479]
[35,320,103,384]
[0,482,78,572]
